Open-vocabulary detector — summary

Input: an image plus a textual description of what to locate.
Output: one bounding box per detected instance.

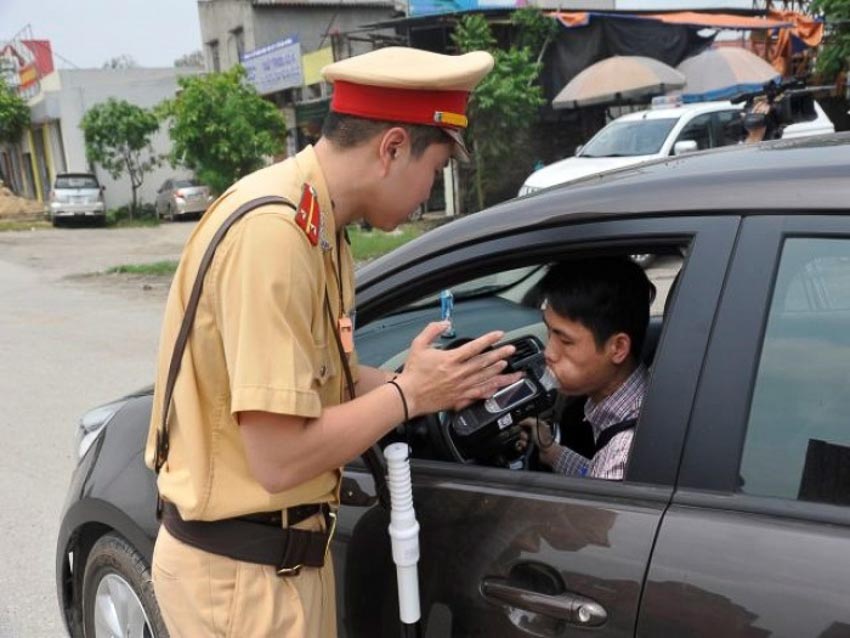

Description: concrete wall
[251,6,395,58]
[199,0,396,71]
[49,68,203,210]
[198,0,256,71]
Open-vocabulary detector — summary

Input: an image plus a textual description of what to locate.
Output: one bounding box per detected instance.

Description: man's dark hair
[540,257,654,360]
[322,112,450,158]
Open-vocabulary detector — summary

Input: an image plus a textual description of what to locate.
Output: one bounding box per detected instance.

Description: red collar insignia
[294,183,320,246]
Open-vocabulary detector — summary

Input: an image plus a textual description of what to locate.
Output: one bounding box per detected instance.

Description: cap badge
[434,111,468,128]
[295,183,320,247]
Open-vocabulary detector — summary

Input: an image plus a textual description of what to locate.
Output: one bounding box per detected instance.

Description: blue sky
[1,0,203,69]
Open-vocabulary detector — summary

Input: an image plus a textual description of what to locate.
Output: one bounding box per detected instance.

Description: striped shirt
[551,364,648,480]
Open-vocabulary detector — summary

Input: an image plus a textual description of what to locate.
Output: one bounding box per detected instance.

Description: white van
[519,99,834,197]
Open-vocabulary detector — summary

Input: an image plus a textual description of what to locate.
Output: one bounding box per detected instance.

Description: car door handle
[481,577,607,627]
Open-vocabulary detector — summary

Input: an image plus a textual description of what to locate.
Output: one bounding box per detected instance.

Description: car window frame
[352,215,739,488]
[711,109,745,148]
[673,112,715,151]
[678,214,850,527]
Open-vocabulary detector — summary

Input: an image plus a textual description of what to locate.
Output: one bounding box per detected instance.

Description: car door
[712,109,745,148]
[334,215,739,637]
[639,216,850,637]
[672,113,714,152]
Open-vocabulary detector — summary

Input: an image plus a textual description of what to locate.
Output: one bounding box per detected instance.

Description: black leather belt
[161,502,337,576]
[238,502,326,527]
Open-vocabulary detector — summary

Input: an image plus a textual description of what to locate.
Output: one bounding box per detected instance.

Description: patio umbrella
[678,47,781,102]
[552,56,686,109]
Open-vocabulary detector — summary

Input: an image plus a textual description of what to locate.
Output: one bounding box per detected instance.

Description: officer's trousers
[152,513,336,638]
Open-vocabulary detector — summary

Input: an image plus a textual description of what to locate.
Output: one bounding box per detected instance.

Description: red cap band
[331,80,469,129]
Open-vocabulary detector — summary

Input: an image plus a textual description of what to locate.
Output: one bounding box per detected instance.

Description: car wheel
[630,253,656,268]
[82,533,168,638]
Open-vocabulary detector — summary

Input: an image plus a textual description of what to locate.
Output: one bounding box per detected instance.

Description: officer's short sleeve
[213,210,322,418]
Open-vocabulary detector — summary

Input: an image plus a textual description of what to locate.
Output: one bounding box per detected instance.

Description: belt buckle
[277,564,303,577]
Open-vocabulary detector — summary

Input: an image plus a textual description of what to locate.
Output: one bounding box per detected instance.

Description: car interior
[355,244,687,477]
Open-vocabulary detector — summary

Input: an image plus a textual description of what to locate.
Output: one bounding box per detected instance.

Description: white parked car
[519,99,835,197]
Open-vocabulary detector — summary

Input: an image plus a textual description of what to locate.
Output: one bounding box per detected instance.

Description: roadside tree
[158,66,286,194]
[453,10,555,211]
[102,55,138,70]
[80,98,162,219]
[811,0,850,79]
[174,50,204,68]
[0,78,29,145]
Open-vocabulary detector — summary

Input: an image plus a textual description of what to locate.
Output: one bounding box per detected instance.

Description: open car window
[355,247,686,475]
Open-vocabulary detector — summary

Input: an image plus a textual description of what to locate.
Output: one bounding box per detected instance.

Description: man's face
[542,307,625,401]
[367,139,452,231]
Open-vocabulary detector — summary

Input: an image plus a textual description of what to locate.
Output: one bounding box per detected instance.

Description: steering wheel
[519,416,562,471]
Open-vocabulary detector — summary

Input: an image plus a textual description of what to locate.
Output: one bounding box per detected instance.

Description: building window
[207,40,220,72]
[231,27,245,62]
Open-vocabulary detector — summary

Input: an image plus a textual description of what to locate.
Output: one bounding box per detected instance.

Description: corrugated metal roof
[253,0,394,6]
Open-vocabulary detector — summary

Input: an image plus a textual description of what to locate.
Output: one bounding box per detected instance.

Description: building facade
[4,66,202,210]
[197,0,397,155]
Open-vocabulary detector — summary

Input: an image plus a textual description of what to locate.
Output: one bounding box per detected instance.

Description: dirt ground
[0,220,194,300]
[0,182,46,220]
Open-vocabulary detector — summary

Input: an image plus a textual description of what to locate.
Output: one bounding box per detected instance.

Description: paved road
[0,223,193,637]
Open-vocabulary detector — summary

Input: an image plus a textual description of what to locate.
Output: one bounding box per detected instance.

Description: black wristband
[387,380,410,423]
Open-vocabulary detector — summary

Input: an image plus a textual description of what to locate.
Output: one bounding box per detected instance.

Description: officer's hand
[396,322,523,416]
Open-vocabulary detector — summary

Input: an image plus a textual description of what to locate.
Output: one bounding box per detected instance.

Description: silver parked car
[155,178,212,220]
[48,173,106,227]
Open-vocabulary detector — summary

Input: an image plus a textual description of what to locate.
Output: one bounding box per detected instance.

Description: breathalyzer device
[440,289,456,339]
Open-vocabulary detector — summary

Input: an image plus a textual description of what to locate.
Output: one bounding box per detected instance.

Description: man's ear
[608,332,632,365]
[378,126,410,174]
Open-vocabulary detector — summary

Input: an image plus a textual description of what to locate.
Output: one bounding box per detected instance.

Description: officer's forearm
[238,380,410,494]
[355,364,394,394]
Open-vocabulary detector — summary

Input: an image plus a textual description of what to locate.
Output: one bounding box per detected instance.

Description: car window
[674,113,713,151]
[54,175,99,189]
[714,110,744,147]
[173,179,200,188]
[580,119,678,157]
[740,238,850,505]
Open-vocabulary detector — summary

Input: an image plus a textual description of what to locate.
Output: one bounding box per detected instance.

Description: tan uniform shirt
[144,146,357,521]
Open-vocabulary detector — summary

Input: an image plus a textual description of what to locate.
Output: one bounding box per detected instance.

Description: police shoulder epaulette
[294,182,320,247]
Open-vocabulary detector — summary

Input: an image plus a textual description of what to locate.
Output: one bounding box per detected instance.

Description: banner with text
[243,37,303,95]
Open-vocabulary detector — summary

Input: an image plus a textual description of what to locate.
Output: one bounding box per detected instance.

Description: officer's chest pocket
[312,340,337,387]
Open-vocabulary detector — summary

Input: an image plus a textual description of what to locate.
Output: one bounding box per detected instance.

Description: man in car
[523,257,654,480]
[144,47,521,638]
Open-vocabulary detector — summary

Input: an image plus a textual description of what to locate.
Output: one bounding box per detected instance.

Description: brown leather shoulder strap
[154,195,296,475]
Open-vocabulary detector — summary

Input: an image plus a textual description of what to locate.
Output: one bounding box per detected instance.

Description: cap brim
[442,128,471,163]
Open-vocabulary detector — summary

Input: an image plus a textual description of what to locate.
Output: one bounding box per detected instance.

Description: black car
[58,135,850,638]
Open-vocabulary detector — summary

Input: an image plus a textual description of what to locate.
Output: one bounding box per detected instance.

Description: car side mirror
[100,185,106,192]
[574,144,584,156]
[673,140,698,156]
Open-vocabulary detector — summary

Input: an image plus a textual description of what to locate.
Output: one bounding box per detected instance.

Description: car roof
[360,133,850,283]
[614,100,739,122]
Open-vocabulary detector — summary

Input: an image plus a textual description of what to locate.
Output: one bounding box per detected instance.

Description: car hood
[522,155,656,191]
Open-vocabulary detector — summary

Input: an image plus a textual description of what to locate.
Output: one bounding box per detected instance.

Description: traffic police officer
[144,46,519,637]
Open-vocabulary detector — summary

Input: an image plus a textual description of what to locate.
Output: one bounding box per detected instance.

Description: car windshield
[580,118,679,157]
[54,176,99,189]
[173,179,200,188]
[399,266,543,312]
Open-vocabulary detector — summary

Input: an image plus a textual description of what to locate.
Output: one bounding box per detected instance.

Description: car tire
[82,533,168,638]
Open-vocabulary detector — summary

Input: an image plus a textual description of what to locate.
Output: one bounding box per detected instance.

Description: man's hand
[519,417,561,468]
[395,322,522,416]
